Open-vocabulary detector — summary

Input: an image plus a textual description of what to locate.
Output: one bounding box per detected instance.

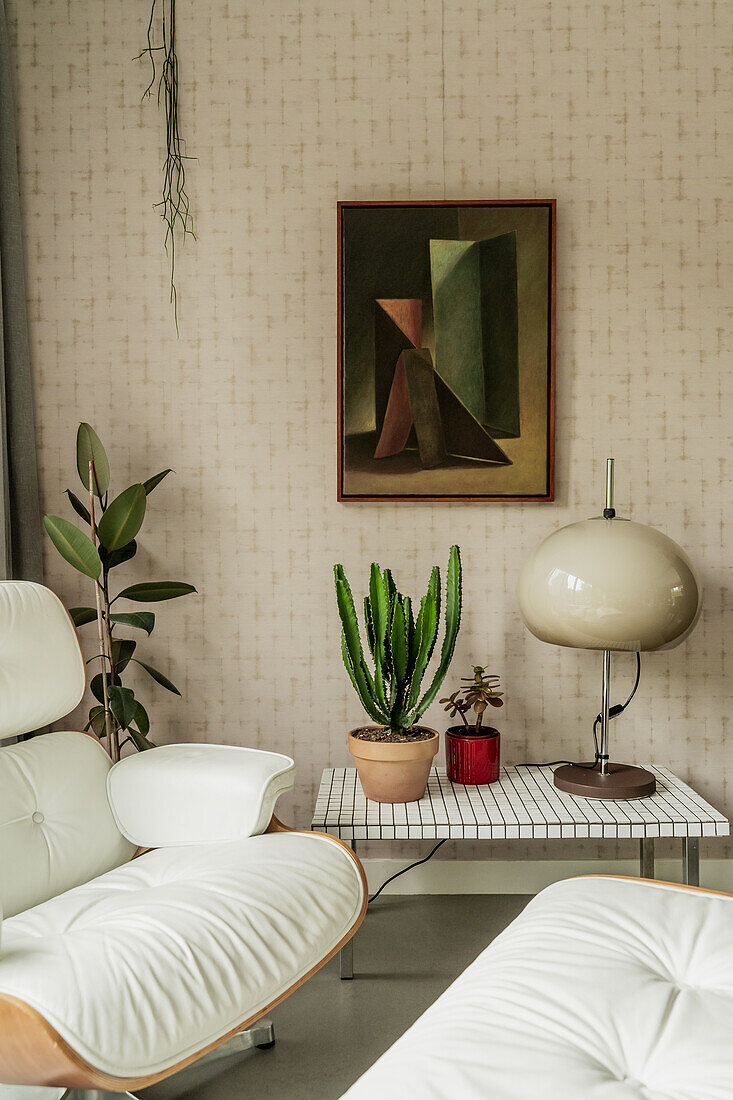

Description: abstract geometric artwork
[338,201,555,501]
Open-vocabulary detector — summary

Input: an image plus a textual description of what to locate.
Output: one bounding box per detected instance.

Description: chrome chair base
[60,1020,275,1099]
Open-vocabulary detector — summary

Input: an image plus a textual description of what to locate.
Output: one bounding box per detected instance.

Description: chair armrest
[106,744,295,848]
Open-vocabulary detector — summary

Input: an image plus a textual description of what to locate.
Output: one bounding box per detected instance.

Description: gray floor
[146,894,531,1100]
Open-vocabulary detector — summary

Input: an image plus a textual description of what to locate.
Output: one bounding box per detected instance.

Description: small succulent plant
[441,665,504,733]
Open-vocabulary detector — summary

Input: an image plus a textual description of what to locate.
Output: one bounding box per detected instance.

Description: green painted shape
[402,350,447,469]
[430,233,520,438]
[429,240,484,424]
[479,232,519,438]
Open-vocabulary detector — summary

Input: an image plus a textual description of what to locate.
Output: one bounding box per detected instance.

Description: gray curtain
[0,0,42,582]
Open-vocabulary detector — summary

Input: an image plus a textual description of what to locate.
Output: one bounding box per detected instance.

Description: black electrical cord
[526,652,642,770]
[369,839,447,904]
[369,654,642,901]
[591,650,641,761]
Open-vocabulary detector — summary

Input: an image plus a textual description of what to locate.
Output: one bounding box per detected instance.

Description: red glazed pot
[445,725,500,784]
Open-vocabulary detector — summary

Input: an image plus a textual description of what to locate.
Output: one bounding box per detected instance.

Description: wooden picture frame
[337,200,556,502]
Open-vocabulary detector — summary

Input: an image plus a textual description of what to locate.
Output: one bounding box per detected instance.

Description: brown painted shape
[375,298,422,348]
[374,307,421,434]
[374,354,412,458]
[374,350,446,469]
[0,820,368,1091]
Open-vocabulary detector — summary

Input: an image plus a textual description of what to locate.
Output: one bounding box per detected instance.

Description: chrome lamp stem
[599,457,615,774]
[600,649,611,774]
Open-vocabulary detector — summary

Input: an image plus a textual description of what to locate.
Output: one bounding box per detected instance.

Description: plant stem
[101,562,119,762]
[89,462,117,761]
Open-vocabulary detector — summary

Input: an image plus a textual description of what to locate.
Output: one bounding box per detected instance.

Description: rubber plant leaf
[117,581,196,602]
[127,726,156,752]
[90,671,119,705]
[132,700,150,736]
[143,469,172,495]
[98,484,147,552]
[43,516,101,579]
[108,685,137,730]
[76,423,110,496]
[135,660,181,696]
[101,540,138,571]
[65,490,91,525]
[109,611,155,635]
[112,638,136,672]
[69,607,97,628]
[87,706,107,738]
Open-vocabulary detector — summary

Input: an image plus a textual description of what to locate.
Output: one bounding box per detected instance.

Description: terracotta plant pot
[348,726,439,803]
[445,725,500,784]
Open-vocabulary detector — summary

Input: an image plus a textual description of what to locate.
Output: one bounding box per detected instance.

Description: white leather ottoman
[342,876,733,1099]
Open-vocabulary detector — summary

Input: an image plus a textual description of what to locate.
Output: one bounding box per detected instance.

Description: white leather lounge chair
[342,874,733,1099]
[0,581,366,1099]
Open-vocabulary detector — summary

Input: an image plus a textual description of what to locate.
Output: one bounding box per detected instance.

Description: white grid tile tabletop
[311,766,730,842]
[316,765,729,980]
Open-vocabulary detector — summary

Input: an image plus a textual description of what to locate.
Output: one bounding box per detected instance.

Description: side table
[311,764,730,979]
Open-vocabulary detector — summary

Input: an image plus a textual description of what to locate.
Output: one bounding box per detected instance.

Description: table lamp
[517,459,701,799]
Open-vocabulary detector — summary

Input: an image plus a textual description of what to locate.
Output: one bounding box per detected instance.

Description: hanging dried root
[136,0,196,331]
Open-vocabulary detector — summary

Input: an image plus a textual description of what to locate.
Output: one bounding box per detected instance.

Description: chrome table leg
[62,1092,139,1099]
[639,838,655,879]
[682,837,700,887]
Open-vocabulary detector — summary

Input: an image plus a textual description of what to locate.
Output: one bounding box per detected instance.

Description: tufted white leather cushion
[0,831,363,1080]
[342,876,733,1099]
[0,732,135,919]
[106,744,296,846]
[0,583,85,740]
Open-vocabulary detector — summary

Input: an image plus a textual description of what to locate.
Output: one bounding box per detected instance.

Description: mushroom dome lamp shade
[518,459,701,799]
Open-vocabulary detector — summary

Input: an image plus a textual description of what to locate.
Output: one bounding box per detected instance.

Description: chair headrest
[0,582,86,740]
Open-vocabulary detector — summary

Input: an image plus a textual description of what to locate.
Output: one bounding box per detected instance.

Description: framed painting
[337,200,555,501]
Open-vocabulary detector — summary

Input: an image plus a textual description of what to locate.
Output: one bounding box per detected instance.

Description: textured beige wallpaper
[7,0,732,861]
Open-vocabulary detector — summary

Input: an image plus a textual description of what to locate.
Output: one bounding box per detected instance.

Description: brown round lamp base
[554,762,656,800]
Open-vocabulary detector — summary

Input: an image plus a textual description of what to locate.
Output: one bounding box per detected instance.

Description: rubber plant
[44,424,196,761]
[334,546,462,736]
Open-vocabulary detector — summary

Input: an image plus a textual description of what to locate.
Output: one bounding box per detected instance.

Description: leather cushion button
[31,810,44,824]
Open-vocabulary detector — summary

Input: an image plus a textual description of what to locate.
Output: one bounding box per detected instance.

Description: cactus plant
[334,546,462,736]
